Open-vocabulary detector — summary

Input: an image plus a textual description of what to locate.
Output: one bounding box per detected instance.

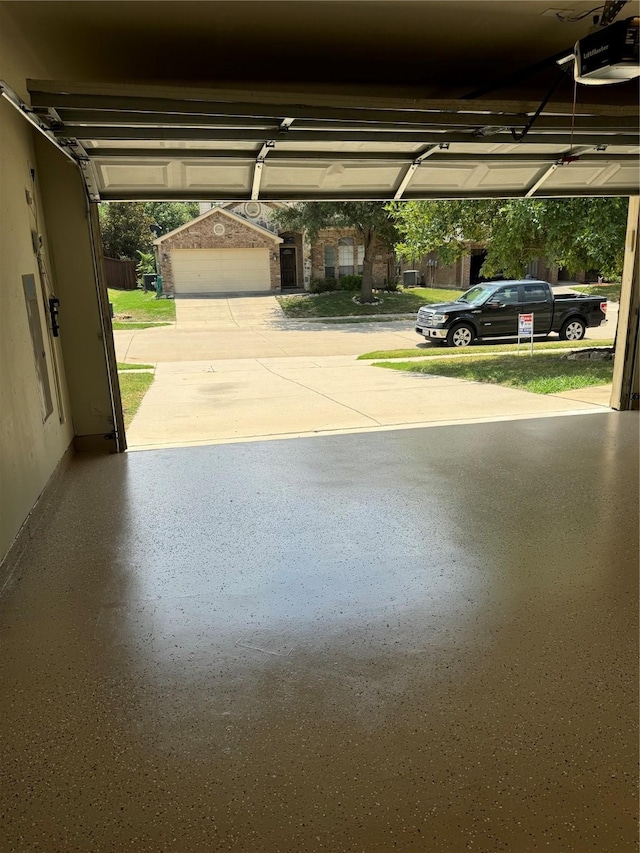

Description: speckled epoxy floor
[1,412,638,852]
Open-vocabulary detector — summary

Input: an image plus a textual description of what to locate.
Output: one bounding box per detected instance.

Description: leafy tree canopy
[144,202,199,237]
[389,197,628,281]
[274,202,398,302]
[99,202,199,260]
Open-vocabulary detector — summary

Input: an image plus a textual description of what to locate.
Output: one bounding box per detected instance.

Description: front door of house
[280,247,297,289]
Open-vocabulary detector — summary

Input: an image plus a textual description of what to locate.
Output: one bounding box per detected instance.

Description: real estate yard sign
[518,313,534,356]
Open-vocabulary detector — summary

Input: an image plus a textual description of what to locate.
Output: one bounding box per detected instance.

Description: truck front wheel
[560,318,586,341]
[447,323,475,348]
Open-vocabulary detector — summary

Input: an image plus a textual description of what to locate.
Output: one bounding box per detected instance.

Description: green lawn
[573,283,622,302]
[277,287,463,318]
[119,372,155,428]
[310,316,412,324]
[112,321,172,330]
[109,288,176,323]
[117,363,154,370]
[373,352,614,395]
[358,339,615,360]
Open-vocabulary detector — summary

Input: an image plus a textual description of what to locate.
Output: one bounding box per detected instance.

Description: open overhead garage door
[25,81,640,202]
[171,248,271,294]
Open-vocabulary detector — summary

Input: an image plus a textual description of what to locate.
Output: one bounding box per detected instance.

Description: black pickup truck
[415,280,607,348]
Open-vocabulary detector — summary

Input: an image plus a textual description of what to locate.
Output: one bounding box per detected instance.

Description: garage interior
[1,2,638,851]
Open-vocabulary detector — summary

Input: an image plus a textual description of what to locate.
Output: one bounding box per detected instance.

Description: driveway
[174,293,284,329]
[119,293,616,449]
[125,355,605,449]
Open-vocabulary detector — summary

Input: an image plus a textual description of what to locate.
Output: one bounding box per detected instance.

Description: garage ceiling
[8,1,640,201]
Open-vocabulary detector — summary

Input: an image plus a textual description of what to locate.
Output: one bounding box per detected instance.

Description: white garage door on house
[171,248,271,294]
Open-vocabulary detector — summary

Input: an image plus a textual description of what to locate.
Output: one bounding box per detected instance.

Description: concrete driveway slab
[126,385,377,446]
[126,356,602,449]
[146,369,310,403]
[327,382,597,425]
[159,359,270,375]
[175,294,285,329]
[270,365,446,393]
[553,383,613,406]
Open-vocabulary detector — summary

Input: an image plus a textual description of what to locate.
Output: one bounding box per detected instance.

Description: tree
[144,202,199,236]
[99,202,154,260]
[99,202,200,260]
[274,202,398,303]
[389,198,629,281]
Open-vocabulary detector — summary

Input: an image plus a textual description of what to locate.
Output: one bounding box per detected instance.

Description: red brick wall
[156,209,281,294]
[399,252,466,289]
[310,227,393,286]
[400,251,562,290]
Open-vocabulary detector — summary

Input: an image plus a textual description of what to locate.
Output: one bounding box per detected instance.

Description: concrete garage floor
[0,413,637,852]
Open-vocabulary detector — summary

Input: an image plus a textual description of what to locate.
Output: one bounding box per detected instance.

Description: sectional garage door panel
[171,249,271,294]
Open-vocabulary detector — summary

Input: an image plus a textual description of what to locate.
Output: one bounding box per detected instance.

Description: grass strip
[119,372,155,428]
[373,352,614,395]
[359,339,614,360]
[277,287,462,318]
[312,316,413,324]
[109,288,176,322]
[112,322,172,330]
[117,363,154,371]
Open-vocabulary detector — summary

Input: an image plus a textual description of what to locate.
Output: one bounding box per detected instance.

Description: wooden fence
[104,257,137,291]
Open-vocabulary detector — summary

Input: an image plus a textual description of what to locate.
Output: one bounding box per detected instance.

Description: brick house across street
[154,201,397,296]
[154,201,579,297]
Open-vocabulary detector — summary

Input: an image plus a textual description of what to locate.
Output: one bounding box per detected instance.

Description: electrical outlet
[25,188,34,206]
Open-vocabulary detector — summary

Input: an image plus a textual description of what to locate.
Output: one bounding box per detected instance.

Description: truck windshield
[458,284,496,306]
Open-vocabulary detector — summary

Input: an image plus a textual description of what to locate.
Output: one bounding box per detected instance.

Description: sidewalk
[115,323,422,362]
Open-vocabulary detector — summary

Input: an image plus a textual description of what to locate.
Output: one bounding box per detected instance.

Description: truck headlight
[432,313,448,323]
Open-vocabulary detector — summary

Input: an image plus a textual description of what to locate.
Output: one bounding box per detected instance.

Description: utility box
[142,273,157,292]
[403,270,420,286]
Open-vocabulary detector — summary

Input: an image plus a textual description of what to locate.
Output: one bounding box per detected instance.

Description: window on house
[356,245,364,275]
[324,246,336,279]
[338,238,354,276]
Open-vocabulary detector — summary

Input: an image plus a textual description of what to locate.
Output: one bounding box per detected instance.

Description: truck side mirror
[487,298,503,309]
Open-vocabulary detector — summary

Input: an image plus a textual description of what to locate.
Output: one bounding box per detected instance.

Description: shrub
[338,274,362,291]
[136,250,156,275]
[309,277,338,294]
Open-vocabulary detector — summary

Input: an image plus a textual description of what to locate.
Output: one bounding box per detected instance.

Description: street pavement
[118,293,615,449]
[114,295,617,364]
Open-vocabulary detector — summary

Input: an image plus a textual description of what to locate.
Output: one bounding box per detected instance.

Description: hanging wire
[556,1,628,24]
[556,4,605,22]
[511,64,572,142]
[569,76,579,156]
